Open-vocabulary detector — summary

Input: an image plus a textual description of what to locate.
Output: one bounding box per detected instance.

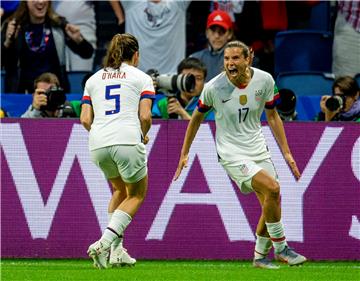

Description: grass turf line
[1,259,359,281]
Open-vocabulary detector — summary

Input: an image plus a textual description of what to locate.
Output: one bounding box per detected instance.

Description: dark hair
[103,33,139,70]
[332,76,359,97]
[34,72,60,89]
[224,40,251,59]
[177,57,207,79]
[4,0,64,27]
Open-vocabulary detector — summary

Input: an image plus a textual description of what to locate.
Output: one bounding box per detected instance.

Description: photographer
[317,76,360,122]
[152,57,212,120]
[21,72,76,118]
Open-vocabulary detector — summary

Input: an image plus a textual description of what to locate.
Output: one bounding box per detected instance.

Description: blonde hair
[103,33,139,70]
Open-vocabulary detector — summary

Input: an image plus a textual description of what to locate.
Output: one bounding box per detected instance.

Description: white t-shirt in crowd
[122,0,190,74]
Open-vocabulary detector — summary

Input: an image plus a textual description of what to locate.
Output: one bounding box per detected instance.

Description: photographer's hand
[320,95,340,121]
[32,89,48,110]
[168,97,191,120]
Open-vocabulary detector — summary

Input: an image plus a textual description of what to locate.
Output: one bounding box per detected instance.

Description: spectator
[332,1,360,78]
[152,57,212,120]
[209,0,244,39]
[110,0,190,74]
[21,72,77,118]
[317,76,360,121]
[276,88,297,121]
[190,10,234,82]
[53,0,97,71]
[1,0,94,93]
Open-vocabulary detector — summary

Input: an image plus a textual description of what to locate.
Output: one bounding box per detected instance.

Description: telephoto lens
[156,73,195,93]
[325,95,344,112]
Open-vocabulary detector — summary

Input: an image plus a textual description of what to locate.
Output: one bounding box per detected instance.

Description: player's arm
[173,108,205,180]
[265,108,301,180]
[80,103,94,132]
[139,98,153,144]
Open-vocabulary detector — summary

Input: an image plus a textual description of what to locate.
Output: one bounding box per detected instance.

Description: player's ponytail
[103,33,139,70]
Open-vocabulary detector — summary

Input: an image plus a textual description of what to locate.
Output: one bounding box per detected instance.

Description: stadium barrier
[1,119,359,260]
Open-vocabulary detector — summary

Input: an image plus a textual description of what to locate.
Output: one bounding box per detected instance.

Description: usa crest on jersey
[239,95,247,105]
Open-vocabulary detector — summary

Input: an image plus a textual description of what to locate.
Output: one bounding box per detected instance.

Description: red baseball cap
[206,10,233,30]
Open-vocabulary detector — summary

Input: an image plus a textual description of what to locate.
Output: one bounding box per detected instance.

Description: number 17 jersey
[82,63,155,151]
[198,68,279,163]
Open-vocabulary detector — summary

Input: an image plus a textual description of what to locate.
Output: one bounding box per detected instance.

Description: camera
[277,89,297,121]
[325,95,345,112]
[40,86,66,111]
[146,69,196,96]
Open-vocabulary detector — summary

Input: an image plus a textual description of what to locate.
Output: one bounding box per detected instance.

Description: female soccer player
[80,33,155,269]
[174,40,307,269]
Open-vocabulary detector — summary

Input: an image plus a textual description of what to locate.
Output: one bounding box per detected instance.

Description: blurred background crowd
[1,0,359,121]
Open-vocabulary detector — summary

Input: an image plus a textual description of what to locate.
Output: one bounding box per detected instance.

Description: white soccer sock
[108,213,124,251]
[254,235,272,260]
[265,221,288,254]
[108,212,123,250]
[100,210,131,248]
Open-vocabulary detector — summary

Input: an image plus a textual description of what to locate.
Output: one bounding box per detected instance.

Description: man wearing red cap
[190,10,234,82]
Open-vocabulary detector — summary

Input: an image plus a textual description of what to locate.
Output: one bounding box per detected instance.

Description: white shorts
[220,158,279,194]
[91,143,147,183]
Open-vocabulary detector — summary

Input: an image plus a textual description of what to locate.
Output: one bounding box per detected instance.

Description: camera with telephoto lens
[146,69,196,96]
[325,95,346,112]
[40,86,66,111]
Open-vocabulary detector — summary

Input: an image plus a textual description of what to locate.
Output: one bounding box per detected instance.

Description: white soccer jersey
[198,68,280,162]
[82,63,155,151]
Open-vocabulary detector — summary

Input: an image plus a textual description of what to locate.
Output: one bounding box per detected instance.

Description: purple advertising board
[1,119,359,260]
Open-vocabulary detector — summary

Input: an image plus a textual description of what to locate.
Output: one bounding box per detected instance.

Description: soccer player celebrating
[80,33,155,268]
[174,40,307,269]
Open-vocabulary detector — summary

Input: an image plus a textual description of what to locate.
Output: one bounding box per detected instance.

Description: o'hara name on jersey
[102,71,126,80]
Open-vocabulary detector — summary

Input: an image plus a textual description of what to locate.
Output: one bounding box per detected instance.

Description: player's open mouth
[228,69,238,76]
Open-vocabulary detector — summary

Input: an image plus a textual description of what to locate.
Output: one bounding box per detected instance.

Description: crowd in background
[1,0,359,121]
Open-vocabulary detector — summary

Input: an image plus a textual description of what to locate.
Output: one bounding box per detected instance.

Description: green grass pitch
[1,259,359,281]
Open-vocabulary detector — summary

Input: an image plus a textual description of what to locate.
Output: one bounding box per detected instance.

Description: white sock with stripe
[108,212,123,251]
[265,221,287,254]
[100,210,131,248]
[254,235,272,260]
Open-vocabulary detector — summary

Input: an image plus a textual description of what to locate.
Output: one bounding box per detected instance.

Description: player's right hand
[173,154,189,181]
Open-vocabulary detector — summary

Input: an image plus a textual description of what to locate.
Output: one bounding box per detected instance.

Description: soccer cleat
[253,258,280,269]
[109,246,136,267]
[275,246,307,266]
[87,241,110,269]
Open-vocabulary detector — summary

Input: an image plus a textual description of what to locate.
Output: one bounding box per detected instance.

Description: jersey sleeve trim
[265,92,280,109]
[140,91,156,100]
[81,96,92,106]
[197,99,212,113]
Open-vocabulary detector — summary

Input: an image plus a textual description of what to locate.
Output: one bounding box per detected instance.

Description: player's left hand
[173,154,189,181]
[284,152,301,180]
[143,135,149,145]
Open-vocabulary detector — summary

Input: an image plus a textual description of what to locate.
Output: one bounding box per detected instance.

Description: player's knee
[267,180,280,199]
